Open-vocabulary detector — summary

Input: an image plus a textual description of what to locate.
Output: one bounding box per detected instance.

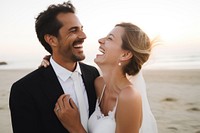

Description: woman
[52,22,155,133]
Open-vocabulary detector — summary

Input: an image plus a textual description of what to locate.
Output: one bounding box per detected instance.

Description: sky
[0,0,200,69]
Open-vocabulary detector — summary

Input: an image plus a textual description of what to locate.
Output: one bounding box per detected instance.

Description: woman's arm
[115,86,142,133]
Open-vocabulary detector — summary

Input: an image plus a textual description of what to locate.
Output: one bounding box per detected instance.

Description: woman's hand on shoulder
[38,55,51,68]
[116,86,142,133]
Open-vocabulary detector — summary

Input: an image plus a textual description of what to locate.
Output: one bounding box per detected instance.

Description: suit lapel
[41,65,64,104]
[80,63,96,116]
[40,63,96,116]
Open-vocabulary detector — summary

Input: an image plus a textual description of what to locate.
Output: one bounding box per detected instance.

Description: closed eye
[107,37,112,40]
[106,34,114,41]
[69,26,83,33]
[69,28,77,33]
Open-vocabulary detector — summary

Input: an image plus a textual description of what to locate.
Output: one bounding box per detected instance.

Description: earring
[118,62,121,66]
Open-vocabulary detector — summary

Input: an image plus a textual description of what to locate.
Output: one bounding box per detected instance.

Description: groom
[9,1,99,133]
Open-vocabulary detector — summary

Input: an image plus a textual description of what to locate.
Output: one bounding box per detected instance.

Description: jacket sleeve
[9,82,43,133]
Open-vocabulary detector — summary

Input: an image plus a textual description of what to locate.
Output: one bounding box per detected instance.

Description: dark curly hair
[35,1,75,54]
[116,23,152,76]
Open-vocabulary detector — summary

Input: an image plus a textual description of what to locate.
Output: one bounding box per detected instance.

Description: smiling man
[9,2,99,133]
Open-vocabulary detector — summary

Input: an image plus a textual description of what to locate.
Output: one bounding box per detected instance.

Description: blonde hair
[116,22,152,75]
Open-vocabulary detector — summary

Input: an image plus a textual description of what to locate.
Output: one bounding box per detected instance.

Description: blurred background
[0,0,200,69]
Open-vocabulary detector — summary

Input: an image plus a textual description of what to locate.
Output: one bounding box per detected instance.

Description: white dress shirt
[50,57,89,114]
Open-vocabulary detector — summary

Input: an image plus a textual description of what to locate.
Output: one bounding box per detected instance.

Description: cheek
[63,34,77,43]
[107,44,122,54]
[106,48,122,60]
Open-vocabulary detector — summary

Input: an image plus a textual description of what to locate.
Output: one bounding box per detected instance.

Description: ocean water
[143,53,200,70]
[0,52,200,70]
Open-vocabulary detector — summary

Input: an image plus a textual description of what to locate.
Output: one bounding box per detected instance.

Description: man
[9,1,99,133]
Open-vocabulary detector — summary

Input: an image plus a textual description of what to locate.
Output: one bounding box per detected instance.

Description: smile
[96,47,105,56]
[73,44,83,49]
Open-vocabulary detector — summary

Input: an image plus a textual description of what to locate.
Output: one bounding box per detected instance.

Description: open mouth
[73,44,83,49]
[73,40,84,49]
[97,47,105,56]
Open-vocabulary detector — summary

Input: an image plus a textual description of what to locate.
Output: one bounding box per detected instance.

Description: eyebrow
[68,25,83,31]
[108,34,115,38]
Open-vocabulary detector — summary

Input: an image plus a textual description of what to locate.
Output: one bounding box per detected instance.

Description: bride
[52,22,158,133]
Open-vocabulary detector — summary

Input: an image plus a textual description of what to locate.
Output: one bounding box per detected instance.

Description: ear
[120,51,133,62]
[44,34,58,47]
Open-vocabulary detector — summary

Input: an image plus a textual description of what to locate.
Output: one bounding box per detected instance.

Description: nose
[98,38,105,44]
[79,30,87,39]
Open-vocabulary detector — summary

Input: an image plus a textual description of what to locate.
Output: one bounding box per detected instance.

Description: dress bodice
[88,85,118,133]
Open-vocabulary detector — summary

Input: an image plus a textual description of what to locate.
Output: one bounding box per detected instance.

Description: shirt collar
[50,57,82,82]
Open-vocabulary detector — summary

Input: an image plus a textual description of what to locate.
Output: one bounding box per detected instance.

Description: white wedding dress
[88,71,158,133]
[88,85,117,133]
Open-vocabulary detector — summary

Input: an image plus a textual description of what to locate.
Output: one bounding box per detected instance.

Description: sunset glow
[0,0,200,69]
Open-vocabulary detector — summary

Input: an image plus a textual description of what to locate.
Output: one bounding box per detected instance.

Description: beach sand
[143,69,200,133]
[0,69,200,133]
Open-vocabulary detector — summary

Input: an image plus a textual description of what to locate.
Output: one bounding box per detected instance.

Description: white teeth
[98,48,105,54]
[74,44,82,48]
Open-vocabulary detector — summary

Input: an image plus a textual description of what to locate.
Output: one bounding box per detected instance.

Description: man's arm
[9,82,42,133]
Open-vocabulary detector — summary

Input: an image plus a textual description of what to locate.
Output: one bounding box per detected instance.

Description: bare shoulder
[116,86,143,132]
[118,85,141,106]
[94,76,105,98]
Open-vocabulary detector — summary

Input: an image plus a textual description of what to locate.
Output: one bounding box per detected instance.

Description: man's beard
[71,53,85,62]
[71,38,85,62]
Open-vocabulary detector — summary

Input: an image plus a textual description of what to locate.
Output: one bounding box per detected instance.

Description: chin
[73,54,85,61]
[94,58,103,67]
[94,57,99,64]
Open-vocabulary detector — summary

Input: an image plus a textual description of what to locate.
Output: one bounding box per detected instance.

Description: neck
[99,65,128,91]
[52,55,77,72]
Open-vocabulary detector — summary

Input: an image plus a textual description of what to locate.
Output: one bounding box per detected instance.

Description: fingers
[57,94,66,111]
[63,95,72,109]
[40,55,50,68]
[55,94,74,114]
[69,98,78,110]
[43,55,51,60]
[39,59,50,68]
[54,103,60,115]
[42,59,50,67]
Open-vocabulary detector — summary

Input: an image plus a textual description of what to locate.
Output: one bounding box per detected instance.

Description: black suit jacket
[9,62,99,133]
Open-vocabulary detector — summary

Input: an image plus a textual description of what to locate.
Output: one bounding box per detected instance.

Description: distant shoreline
[0,61,7,65]
[0,59,200,70]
